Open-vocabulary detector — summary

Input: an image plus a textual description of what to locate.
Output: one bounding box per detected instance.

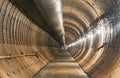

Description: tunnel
[0,0,120,78]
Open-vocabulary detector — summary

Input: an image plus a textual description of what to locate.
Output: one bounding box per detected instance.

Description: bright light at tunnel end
[61,45,68,50]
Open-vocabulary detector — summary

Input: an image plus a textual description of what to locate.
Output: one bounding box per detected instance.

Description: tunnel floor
[33,52,89,78]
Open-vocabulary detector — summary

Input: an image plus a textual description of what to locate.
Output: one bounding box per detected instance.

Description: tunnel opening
[0,0,120,78]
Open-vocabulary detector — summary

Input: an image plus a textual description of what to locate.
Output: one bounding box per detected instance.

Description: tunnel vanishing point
[0,0,120,78]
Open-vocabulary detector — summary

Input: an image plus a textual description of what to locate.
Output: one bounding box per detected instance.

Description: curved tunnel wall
[0,0,120,78]
[62,0,120,78]
[0,0,55,78]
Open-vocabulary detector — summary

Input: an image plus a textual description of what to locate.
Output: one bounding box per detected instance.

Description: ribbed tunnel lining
[0,0,120,78]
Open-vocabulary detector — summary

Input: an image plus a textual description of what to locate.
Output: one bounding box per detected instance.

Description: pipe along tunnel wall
[0,0,120,78]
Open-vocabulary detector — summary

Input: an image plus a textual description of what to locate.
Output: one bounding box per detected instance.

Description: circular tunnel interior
[0,0,120,78]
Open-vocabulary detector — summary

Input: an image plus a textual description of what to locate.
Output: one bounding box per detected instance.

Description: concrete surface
[33,52,89,78]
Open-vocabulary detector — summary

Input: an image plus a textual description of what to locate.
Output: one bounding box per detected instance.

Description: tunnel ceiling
[0,0,120,78]
[8,0,114,45]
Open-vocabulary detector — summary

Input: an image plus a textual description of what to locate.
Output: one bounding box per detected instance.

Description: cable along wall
[0,0,54,78]
[0,0,120,78]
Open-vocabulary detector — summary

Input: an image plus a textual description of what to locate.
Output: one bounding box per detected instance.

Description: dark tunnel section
[8,0,65,45]
[0,0,120,78]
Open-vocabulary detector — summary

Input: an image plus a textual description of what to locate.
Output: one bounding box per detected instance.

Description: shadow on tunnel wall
[8,0,63,45]
[0,0,120,78]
